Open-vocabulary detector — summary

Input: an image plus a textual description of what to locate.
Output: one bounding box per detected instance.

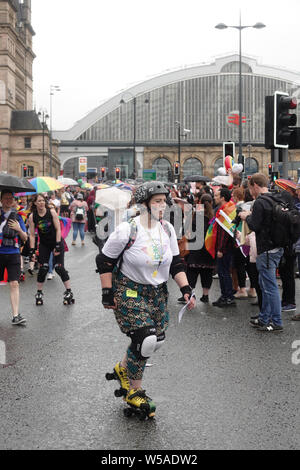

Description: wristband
[102,288,115,307]
[55,242,61,252]
[29,247,35,260]
[180,285,193,299]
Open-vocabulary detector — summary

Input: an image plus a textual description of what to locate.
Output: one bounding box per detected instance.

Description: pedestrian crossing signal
[115,167,120,179]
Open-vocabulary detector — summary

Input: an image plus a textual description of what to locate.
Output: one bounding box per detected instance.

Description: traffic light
[271,171,279,182]
[101,167,106,179]
[268,163,272,176]
[115,167,120,180]
[274,91,297,147]
[22,164,27,177]
[223,142,235,163]
[265,92,297,149]
[174,162,180,176]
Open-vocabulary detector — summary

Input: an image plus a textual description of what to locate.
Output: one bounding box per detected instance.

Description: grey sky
[31,0,300,131]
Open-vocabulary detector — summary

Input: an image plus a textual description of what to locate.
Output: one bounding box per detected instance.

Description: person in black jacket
[240,173,284,332]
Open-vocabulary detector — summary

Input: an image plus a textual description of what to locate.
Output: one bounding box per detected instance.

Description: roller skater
[28,194,74,309]
[97,181,196,419]
[0,190,28,326]
[35,290,43,306]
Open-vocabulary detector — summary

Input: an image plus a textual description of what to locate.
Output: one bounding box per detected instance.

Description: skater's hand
[184,293,196,310]
[102,288,117,310]
[103,298,118,310]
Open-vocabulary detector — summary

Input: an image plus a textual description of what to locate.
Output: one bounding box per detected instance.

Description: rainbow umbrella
[275,179,297,192]
[95,183,110,190]
[28,177,64,193]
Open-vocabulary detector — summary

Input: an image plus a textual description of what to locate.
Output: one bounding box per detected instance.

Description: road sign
[143,169,157,181]
[78,157,87,174]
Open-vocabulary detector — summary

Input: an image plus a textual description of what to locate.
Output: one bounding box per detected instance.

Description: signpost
[143,169,157,181]
[78,157,87,175]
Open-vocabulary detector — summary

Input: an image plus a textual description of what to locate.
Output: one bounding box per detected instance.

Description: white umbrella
[57,176,79,186]
[95,186,131,210]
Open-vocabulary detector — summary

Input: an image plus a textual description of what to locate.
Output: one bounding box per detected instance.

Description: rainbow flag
[205,217,217,258]
[59,216,72,239]
[215,200,237,238]
[205,201,237,258]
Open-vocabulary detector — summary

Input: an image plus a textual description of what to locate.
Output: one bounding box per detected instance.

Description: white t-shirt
[102,216,179,286]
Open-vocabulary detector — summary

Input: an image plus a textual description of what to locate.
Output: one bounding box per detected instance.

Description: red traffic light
[115,167,120,179]
[174,162,180,176]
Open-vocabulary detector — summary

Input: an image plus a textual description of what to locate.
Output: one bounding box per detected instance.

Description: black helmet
[135,181,172,206]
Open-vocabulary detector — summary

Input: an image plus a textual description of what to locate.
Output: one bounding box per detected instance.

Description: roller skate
[105,362,130,398]
[124,388,156,420]
[63,289,75,305]
[19,271,25,282]
[35,290,43,306]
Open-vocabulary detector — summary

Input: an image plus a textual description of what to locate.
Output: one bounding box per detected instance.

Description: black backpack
[261,194,300,248]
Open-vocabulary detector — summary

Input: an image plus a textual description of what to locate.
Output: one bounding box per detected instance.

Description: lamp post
[49,85,61,177]
[215,15,265,163]
[38,110,49,176]
[120,93,149,179]
[175,121,191,182]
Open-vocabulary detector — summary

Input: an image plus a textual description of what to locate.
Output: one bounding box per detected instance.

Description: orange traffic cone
[0,268,8,285]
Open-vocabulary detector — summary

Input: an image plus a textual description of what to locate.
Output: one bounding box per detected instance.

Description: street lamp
[49,85,61,177]
[120,93,149,179]
[175,121,191,182]
[215,15,265,163]
[38,110,49,176]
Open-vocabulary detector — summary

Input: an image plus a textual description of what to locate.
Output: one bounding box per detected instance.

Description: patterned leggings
[113,272,169,380]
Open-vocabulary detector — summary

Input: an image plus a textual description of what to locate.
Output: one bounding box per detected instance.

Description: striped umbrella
[275,179,297,192]
[81,182,93,189]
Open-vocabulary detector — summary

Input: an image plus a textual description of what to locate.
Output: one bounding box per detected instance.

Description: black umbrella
[184,175,211,183]
[0,173,36,193]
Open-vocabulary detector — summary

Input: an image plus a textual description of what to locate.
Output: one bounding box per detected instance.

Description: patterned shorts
[112,272,169,335]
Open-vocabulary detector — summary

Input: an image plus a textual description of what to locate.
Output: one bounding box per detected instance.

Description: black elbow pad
[95,252,118,274]
[170,254,186,278]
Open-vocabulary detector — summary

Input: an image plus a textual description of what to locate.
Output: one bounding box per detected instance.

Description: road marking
[0,340,6,365]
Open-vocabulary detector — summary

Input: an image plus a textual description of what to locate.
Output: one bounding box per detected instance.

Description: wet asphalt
[0,233,299,450]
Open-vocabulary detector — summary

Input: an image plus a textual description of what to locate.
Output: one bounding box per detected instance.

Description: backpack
[75,204,85,221]
[261,194,300,248]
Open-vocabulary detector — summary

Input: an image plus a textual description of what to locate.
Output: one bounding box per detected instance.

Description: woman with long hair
[28,194,74,306]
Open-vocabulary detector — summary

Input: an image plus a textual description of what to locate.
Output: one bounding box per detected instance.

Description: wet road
[0,233,299,450]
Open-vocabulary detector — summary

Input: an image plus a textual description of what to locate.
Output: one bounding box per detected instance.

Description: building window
[152,157,172,182]
[244,157,259,175]
[24,137,31,149]
[183,158,203,178]
[214,157,224,175]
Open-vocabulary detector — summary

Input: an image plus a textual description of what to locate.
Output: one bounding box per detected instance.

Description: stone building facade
[0,0,59,178]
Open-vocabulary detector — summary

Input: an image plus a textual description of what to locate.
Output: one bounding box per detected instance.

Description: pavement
[0,232,299,450]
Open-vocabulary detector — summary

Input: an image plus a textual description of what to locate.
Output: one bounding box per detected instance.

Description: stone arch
[152,156,172,182]
[182,157,203,179]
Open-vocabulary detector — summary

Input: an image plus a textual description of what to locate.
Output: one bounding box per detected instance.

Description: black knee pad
[37,263,49,283]
[54,264,70,282]
[128,326,157,360]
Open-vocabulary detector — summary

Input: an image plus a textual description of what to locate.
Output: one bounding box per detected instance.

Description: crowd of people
[1,172,300,418]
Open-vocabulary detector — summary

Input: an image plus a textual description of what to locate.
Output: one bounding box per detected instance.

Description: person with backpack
[70,193,88,246]
[96,181,196,419]
[28,194,75,306]
[240,173,285,332]
[0,190,28,325]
